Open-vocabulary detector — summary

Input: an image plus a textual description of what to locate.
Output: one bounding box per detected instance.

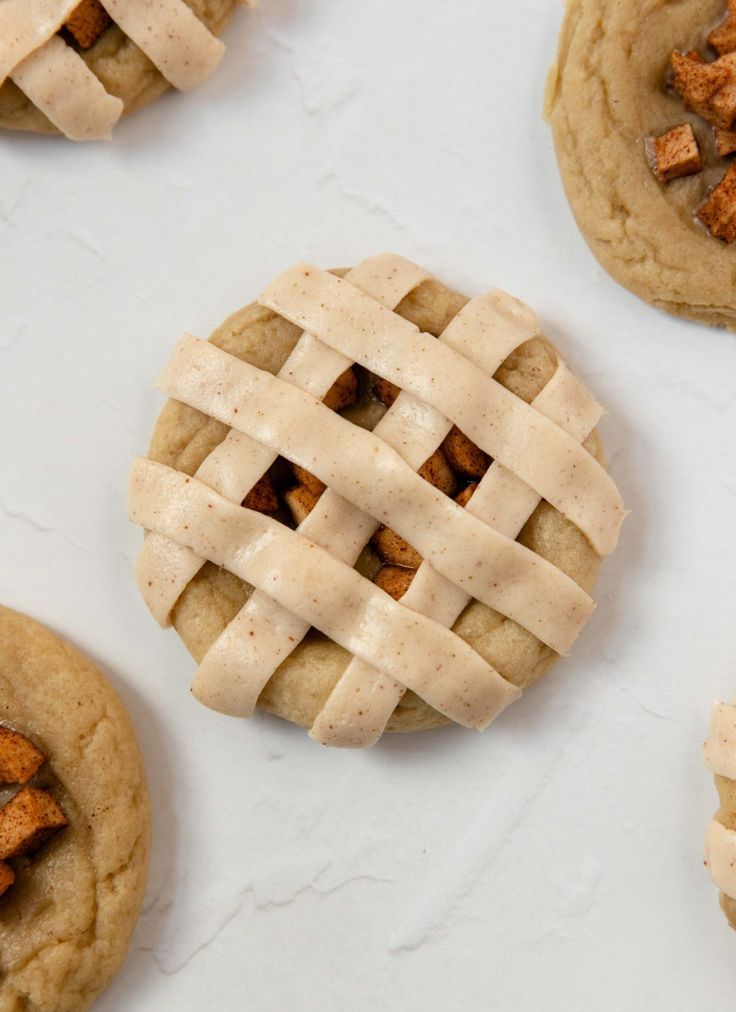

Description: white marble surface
[1,0,736,1008]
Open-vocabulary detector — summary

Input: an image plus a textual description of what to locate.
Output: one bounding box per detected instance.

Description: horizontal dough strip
[705,820,736,901]
[11,35,123,140]
[704,702,736,780]
[260,265,625,557]
[0,0,79,85]
[100,0,225,91]
[312,358,603,746]
[158,335,594,655]
[128,459,521,729]
[193,289,540,717]
[137,254,431,626]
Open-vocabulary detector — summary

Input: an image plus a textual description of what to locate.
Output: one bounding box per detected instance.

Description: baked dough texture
[0,607,151,1012]
[148,273,606,734]
[547,0,736,330]
[0,0,239,135]
[714,774,736,928]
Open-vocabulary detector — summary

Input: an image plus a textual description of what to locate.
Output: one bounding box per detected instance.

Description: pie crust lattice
[0,0,251,140]
[704,699,736,926]
[129,254,626,747]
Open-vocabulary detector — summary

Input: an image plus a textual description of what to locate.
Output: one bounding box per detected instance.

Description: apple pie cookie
[129,254,626,748]
[0,0,255,140]
[0,606,151,1011]
[547,0,736,329]
[704,698,736,929]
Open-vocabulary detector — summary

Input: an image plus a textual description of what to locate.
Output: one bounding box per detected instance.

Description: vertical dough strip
[704,700,736,905]
[11,36,123,140]
[99,0,225,91]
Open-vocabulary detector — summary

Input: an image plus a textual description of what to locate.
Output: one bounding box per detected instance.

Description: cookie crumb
[698,163,736,242]
[64,0,112,50]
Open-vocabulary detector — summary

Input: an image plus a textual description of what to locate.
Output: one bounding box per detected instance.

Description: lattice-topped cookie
[704,698,736,928]
[0,0,255,139]
[129,254,626,748]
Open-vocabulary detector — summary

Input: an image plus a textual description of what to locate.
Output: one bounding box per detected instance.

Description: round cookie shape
[0,0,245,139]
[0,606,151,1011]
[547,0,736,330]
[130,255,624,747]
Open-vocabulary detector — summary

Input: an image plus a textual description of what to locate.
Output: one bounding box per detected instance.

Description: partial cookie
[0,0,255,140]
[704,698,736,929]
[129,254,625,748]
[547,0,736,330]
[0,606,151,1010]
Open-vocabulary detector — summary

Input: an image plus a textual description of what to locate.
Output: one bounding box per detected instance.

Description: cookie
[704,699,736,929]
[546,0,736,330]
[0,0,254,140]
[0,606,151,1010]
[129,255,625,748]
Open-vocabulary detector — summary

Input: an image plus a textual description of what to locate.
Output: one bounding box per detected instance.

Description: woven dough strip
[192,287,547,720]
[704,700,736,925]
[312,358,603,747]
[137,255,430,626]
[0,0,81,83]
[11,35,123,140]
[129,459,519,729]
[156,336,594,652]
[0,0,229,138]
[131,255,625,745]
[260,266,625,556]
[99,0,224,91]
